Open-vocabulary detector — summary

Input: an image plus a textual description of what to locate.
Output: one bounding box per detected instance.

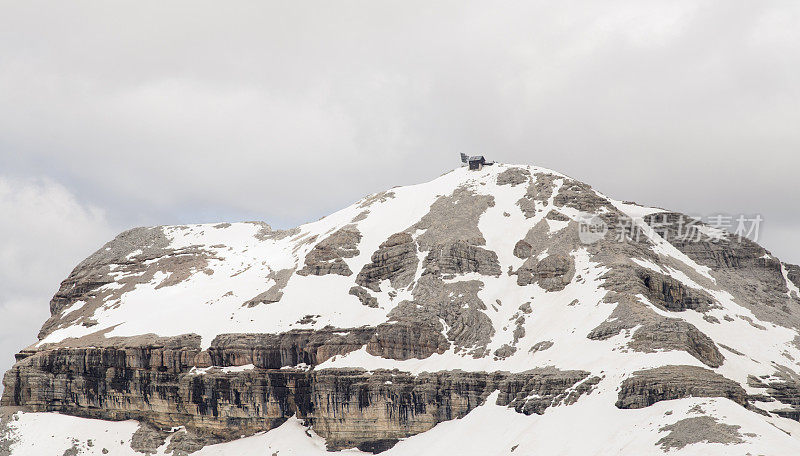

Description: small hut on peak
[460,153,493,170]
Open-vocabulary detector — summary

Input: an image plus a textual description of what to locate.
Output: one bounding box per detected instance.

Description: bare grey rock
[366,321,449,360]
[638,268,715,313]
[414,186,494,249]
[356,232,419,292]
[512,240,532,259]
[297,226,361,277]
[553,179,613,213]
[242,268,295,307]
[164,428,223,456]
[496,367,596,415]
[517,173,558,218]
[496,167,530,187]
[530,340,554,354]
[389,274,494,355]
[645,212,800,331]
[517,254,575,291]
[349,286,378,308]
[587,298,656,341]
[423,241,501,277]
[310,369,504,451]
[131,422,168,454]
[616,365,747,409]
[358,191,395,208]
[0,408,20,456]
[746,365,800,421]
[656,416,744,450]
[39,227,218,340]
[630,319,725,368]
[493,344,517,359]
[545,210,570,222]
[206,327,376,368]
[249,222,300,241]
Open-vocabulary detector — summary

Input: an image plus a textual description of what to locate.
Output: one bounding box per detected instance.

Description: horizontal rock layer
[1,338,597,451]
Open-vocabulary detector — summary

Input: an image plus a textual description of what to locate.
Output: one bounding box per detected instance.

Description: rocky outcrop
[553,179,612,213]
[496,167,530,187]
[638,269,715,312]
[356,232,419,292]
[349,286,378,308]
[389,274,495,356]
[495,367,598,415]
[310,369,500,451]
[205,327,376,368]
[39,227,217,339]
[616,365,747,409]
[747,366,800,421]
[630,319,725,368]
[644,212,800,331]
[242,268,295,307]
[311,367,599,451]
[1,339,596,453]
[786,264,800,292]
[414,187,494,249]
[517,174,558,218]
[423,241,501,277]
[656,416,744,450]
[366,321,449,360]
[513,240,532,259]
[297,226,361,277]
[516,254,575,291]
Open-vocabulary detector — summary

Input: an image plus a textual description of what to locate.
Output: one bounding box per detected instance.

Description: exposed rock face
[311,367,600,451]
[747,366,800,420]
[414,186,494,249]
[390,274,495,356]
[310,369,499,450]
[644,212,800,331]
[205,327,376,368]
[243,268,295,307]
[517,173,557,218]
[656,416,744,450]
[638,269,715,312]
[616,366,747,409]
[6,164,800,454]
[553,179,614,214]
[496,167,531,187]
[513,240,532,259]
[423,241,501,277]
[349,286,378,308]
[366,321,449,360]
[516,254,575,291]
[356,232,418,292]
[495,367,597,415]
[630,319,725,368]
[787,264,800,292]
[39,227,217,339]
[297,226,361,276]
[1,339,594,452]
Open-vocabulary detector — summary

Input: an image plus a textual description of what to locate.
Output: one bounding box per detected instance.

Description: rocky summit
[2,163,800,455]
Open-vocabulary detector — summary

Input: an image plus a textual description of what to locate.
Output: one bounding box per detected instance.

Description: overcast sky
[1,1,798,387]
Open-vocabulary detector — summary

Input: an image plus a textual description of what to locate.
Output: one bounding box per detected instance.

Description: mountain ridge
[3,163,800,455]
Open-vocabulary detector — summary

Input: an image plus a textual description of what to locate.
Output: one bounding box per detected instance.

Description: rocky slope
[3,163,800,455]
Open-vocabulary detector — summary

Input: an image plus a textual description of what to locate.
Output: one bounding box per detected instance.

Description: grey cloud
[0,1,799,386]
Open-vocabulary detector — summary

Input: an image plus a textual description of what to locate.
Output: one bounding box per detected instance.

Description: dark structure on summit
[460,153,494,170]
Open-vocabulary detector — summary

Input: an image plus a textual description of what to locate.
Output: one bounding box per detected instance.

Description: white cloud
[0,177,115,394]
[0,0,799,388]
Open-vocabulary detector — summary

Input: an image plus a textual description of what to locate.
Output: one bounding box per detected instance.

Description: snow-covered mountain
[3,163,800,455]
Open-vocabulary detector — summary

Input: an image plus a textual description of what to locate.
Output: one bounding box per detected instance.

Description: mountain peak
[4,161,800,455]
